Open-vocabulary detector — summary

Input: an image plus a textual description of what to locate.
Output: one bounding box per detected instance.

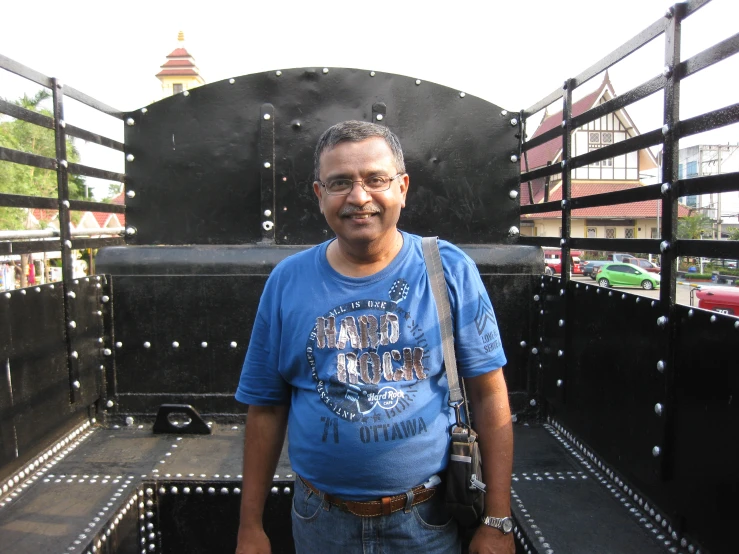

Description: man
[235,121,514,554]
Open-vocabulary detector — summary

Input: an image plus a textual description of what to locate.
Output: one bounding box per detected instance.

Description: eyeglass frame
[317,173,405,196]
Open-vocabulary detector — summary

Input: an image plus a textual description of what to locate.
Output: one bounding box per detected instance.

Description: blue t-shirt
[236,231,506,500]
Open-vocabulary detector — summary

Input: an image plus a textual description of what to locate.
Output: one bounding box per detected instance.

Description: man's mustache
[339,205,381,217]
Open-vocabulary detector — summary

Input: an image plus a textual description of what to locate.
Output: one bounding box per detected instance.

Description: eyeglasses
[319,173,404,196]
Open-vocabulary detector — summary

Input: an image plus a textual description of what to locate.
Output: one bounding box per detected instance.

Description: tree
[0,90,86,230]
[677,213,714,240]
[728,227,739,241]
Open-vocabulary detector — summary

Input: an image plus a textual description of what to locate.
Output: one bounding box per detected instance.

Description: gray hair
[314,120,406,180]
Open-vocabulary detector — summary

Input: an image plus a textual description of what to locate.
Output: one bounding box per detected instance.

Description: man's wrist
[481,515,514,534]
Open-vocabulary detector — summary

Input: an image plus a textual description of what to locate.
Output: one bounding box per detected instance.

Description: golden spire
[178,31,185,42]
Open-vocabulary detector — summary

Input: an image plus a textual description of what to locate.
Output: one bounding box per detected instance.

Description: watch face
[502,518,514,533]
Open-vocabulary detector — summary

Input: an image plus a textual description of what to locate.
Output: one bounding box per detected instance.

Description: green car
[597,263,661,290]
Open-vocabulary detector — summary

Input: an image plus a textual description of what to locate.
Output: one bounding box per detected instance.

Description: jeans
[291,476,461,554]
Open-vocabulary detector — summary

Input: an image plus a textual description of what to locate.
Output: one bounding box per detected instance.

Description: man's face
[313,137,409,247]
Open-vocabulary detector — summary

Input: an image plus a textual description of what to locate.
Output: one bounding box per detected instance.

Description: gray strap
[421,237,464,405]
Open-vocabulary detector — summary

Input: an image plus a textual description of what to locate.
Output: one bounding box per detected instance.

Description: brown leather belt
[299,477,436,517]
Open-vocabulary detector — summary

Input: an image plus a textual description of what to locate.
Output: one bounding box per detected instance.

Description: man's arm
[235,404,289,554]
[465,368,515,554]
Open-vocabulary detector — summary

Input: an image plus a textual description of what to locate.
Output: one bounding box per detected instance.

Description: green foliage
[728,227,739,241]
[677,213,714,240]
[0,90,86,230]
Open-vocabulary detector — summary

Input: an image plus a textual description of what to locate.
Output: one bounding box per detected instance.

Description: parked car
[694,287,739,315]
[544,256,581,275]
[596,263,661,290]
[606,253,634,263]
[581,260,609,278]
[622,257,660,273]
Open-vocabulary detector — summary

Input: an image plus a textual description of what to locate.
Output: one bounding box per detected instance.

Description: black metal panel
[108,275,261,415]
[124,68,518,246]
[668,304,738,554]
[544,278,665,488]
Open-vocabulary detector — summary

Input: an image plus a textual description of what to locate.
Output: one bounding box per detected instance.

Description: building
[520,72,690,240]
[155,31,205,98]
[678,144,739,234]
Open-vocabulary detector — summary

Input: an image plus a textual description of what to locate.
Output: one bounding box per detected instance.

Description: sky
[0,0,737,202]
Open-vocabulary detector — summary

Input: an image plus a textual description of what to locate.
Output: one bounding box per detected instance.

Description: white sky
[1,0,737,201]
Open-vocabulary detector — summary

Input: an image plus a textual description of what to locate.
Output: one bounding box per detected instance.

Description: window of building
[678,164,684,179]
[624,228,635,239]
[173,83,184,94]
[587,227,597,238]
[650,227,659,238]
[687,160,698,177]
[605,228,616,239]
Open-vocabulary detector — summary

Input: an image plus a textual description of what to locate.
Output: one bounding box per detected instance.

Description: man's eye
[329,180,351,190]
[367,176,386,186]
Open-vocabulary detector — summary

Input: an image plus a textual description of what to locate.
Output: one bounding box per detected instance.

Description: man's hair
[314,120,406,180]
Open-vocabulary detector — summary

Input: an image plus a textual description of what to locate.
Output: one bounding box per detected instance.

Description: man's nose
[345,181,373,202]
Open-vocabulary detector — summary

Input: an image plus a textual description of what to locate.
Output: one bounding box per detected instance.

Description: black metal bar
[0,145,58,171]
[678,172,739,198]
[521,125,563,153]
[520,163,561,183]
[683,0,712,18]
[677,239,739,258]
[0,98,55,128]
[0,53,53,89]
[681,32,739,80]
[569,128,664,170]
[570,75,665,130]
[570,184,662,210]
[68,199,126,214]
[71,237,125,250]
[520,200,560,216]
[561,79,573,280]
[571,17,669,89]
[0,192,58,210]
[520,111,534,206]
[524,88,564,119]
[63,85,124,120]
[675,102,739,139]
[518,236,561,248]
[0,239,60,255]
[259,103,275,243]
[65,124,125,152]
[52,77,79,404]
[67,162,125,183]
[569,237,661,255]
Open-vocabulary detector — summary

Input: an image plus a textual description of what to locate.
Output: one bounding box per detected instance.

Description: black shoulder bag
[421,237,486,529]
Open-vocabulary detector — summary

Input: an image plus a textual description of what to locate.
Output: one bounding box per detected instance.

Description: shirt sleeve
[439,241,507,378]
[235,274,291,406]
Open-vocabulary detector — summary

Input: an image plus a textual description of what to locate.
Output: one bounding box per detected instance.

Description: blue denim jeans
[291,476,461,554]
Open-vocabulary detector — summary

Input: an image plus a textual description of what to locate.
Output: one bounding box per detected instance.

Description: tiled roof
[156,68,199,77]
[161,59,196,68]
[522,182,691,218]
[31,209,58,223]
[167,48,191,58]
[522,84,605,172]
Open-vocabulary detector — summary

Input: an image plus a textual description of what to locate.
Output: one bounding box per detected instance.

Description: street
[569,274,695,307]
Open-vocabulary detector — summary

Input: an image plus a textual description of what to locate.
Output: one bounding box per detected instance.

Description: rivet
[508,226,520,237]
[172,341,179,348]
[688,309,693,317]
[501,110,508,116]
[221,487,229,494]
[561,160,566,169]
[106,400,114,408]
[322,68,329,74]
[370,71,375,77]
[558,319,565,327]
[661,124,670,135]
[520,341,527,348]
[126,417,134,426]
[126,118,135,126]
[126,227,137,236]
[201,341,208,348]
[661,183,671,195]
[264,209,272,217]
[71,351,79,359]
[103,348,112,356]
[735,321,739,329]
[264,161,271,168]
[69,321,77,329]
[262,221,274,231]
[64,240,73,248]
[561,121,566,128]
[662,65,672,78]
[62,200,70,208]
[710,315,717,323]
[182,90,189,96]
[263,113,271,120]
[558,350,564,357]
[116,342,122,348]
[376,114,384,121]
[230,341,238,348]
[654,403,663,416]
[141,108,148,113]
[195,487,203,494]
[4,293,9,299]
[72,381,81,390]
[126,154,135,162]
[459,92,466,98]
[509,190,519,199]
[531,347,539,355]
[510,155,518,163]
[208,487,216,495]
[510,118,518,126]
[530,399,537,407]
[556,380,563,387]
[415,79,421,85]
[229,78,235,84]
[143,342,151,349]
[652,446,661,457]
[170,486,178,494]
[657,316,668,328]
[271,486,279,494]
[276,71,282,76]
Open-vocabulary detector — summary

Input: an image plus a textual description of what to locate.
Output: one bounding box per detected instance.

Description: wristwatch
[481,515,514,534]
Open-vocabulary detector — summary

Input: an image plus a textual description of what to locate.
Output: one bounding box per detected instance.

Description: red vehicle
[694,287,739,316]
[544,249,583,275]
[623,256,660,273]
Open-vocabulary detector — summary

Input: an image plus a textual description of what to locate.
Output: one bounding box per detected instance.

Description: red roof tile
[156,69,199,77]
[167,48,191,58]
[521,182,691,218]
[161,59,196,68]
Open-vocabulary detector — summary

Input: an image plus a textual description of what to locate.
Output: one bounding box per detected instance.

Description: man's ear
[399,174,409,209]
[313,181,324,213]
